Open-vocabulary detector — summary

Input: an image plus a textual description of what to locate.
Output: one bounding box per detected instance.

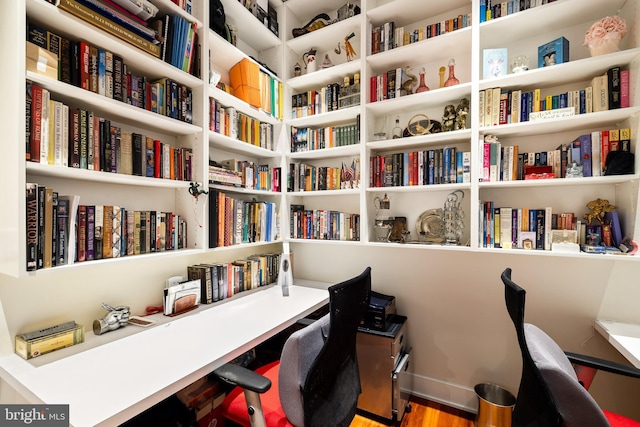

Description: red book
[77,205,87,262]
[370,76,377,103]
[600,130,610,171]
[79,41,90,91]
[154,139,161,178]
[30,83,43,163]
[620,69,630,108]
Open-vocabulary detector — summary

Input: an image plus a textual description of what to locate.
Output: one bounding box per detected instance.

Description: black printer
[361,291,396,331]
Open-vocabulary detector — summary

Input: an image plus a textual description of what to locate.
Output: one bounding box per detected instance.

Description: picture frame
[483,48,508,78]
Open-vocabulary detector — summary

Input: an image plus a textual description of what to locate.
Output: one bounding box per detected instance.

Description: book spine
[25,184,39,271]
[29,83,43,163]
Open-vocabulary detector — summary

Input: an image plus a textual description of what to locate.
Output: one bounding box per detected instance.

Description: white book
[591,131,602,177]
[544,207,553,251]
[61,104,69,167]
[40,88,50,164]
[53,101,63,167]
[478,90,485,127]
[500,207,513,249]
[462,151,471,183]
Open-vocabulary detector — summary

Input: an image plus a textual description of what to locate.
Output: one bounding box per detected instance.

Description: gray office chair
[501,267,640,427]
[214,267,372,427]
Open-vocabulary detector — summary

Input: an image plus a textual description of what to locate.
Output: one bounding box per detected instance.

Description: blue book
[577,134,592,177]
[75,0,156,42]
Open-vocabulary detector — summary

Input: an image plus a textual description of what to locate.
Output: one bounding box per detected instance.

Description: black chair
[214,267,372,427]
[501,267,640,427]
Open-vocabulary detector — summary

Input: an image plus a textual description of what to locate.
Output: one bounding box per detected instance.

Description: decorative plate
[416,209,445,243]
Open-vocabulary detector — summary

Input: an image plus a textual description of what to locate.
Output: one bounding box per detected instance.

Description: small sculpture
[93,303,130,335]
[584,199,616,225]
[334,32,357,61]
[455,98,470,130]
[401,66,417,96]
[321,54,333,69]
[442,104,456,132]
[565,161,583,178]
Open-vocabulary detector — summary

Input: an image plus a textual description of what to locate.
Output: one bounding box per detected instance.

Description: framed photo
[483,48,508,78]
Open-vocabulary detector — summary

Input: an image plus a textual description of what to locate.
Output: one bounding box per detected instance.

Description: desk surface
[594,319,640,369]
[0,283,329,427]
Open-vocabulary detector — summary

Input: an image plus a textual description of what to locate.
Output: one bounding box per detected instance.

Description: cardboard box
[177,377,221,409]
[25,41,58,80]
[538,37,569,68]
[229,58,261,108]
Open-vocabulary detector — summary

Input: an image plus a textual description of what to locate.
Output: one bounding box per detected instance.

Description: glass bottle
[444,58,460,87]
[392,115,402,139]
[415,67,430,93]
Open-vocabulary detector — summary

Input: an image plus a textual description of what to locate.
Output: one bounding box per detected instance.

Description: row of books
[154,13,199,74]
[290,120,360,153]
[186,253,282,304]
[480,67,629,127]
[27,22,194,123]
[208,190,279,248]
[215,159,282,192]
[371,13,471,55]
[480,0,557,23]
[480,127,632,182]
[479,203,622,251]
[288,159,361,192]
[209,99,276,150]
[370,148,472,188]
[27,82,194,181]
[26,183,187,270]
[290,205,360,241]
[291,83,344,119]
[369,67,407,102]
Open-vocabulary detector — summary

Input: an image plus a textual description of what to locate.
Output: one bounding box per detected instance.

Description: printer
[361,291,396,331]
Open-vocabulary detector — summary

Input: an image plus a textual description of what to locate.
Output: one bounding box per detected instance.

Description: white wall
[290,243,640,420]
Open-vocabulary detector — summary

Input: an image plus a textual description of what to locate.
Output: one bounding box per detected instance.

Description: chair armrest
[214,363,272,394]
[565,351,640,379]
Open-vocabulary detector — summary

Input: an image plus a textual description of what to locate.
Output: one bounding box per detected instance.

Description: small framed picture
[483,48,508,79]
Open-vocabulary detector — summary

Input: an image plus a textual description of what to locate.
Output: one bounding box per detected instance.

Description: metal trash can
[474,383,516,427]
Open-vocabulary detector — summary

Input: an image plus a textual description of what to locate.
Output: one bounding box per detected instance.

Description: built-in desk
[594,319,640,368]
[0,282,329,427]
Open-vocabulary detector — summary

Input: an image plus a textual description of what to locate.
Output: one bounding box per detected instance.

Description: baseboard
[407,372,479,414]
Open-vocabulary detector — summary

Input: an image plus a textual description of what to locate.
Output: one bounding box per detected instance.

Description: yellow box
[25,41,58,80]
[15,323,84,359]
[229,58,261,108]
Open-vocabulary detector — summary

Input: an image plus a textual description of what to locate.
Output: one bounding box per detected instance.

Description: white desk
[594,319,640,368]
[0,283,329,427]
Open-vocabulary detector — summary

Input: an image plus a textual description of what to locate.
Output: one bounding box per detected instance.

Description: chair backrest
[279,267,371,427]
[501,268,610,427]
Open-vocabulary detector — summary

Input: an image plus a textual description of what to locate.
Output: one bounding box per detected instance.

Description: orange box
[229,58,261,108]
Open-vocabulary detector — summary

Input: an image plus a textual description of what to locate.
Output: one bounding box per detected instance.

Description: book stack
[25,184,187,270]
[479,67,628,126]
[209,99,276,150]
[187,253,282,302]
[480,0,558,23]
[479,126,632,182]
[371,13,471,55]
[480,203,556,251]
[290,120,360,152]
[288,159,358,192]
[207,190,279,248]
[24,22,196,121]
[26,82,194,181]
[291,83,343,118]
[370,149,471,187]
[216,158,281,192]
[289,205,360,241]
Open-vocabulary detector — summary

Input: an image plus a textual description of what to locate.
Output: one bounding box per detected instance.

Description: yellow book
[545,95,553,111]
[533,89,541,112]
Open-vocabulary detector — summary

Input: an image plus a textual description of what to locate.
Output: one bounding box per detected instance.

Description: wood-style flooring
[351,397,475,427]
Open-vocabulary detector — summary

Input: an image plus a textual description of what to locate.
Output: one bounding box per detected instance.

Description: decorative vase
[588,33,622,56]
[415,67,430,93]
[444,59,460,87]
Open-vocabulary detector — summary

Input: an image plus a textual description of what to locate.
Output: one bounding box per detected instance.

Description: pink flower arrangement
[584,15,627,46]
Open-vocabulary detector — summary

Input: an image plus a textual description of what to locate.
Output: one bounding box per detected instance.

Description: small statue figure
[401,66,417,96]
[334,32,357,62]
[93,303,131,335]
[455,98,470,130]
[565,161,583,178]
[320,53,333,69]
[442,104,456,132]
[584,198,616,225]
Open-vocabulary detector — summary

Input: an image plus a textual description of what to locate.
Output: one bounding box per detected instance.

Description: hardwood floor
[351,397,475,427]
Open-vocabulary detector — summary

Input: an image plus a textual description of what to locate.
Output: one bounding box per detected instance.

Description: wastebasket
[474,383,516,427]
